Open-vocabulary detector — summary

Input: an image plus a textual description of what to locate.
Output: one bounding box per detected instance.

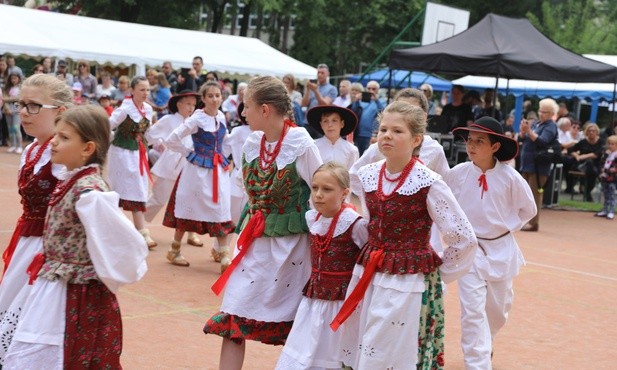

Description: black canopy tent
[389,13,617,83]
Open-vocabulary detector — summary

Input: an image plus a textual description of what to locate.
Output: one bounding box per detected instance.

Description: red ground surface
[1,149,616,369]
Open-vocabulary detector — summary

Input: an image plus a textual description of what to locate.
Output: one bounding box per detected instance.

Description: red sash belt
[330,249,385,332]
[211,211,265,295]
[312,268,353,278]
[212,153,230,204]
[26,253,46,285]
[138,139,153,183]
[1,218,24,281]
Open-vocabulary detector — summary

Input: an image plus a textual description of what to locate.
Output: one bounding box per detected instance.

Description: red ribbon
[478,173,488,199]
[138,139,153,183]
[330,249,385,332]
[26,253,45,285]
[1,218,24,281]
[212,153,230,204]
[211,211,265,296]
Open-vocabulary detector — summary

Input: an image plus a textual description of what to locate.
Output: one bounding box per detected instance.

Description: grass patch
[557,199,603,212]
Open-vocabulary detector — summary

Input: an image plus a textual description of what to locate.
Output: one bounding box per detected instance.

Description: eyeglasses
[14,102,59,114]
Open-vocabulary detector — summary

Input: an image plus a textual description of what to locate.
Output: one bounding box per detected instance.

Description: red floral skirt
[162,179,235,237]
[203,311,292,345]
[119,199,146,212]
[64,280,123,369]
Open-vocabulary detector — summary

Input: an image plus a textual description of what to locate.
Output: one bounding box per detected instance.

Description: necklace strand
[313,205,348,256]
[49,167,98,207]
[376,158,416,201]
[259,120,291,171]
[19,138,53,188]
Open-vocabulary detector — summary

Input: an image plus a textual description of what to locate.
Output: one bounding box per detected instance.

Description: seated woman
[564,122,605,201]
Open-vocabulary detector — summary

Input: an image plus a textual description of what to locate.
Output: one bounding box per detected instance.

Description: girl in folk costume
[144,90,205,247]
[0,74,72,365]
[204,76,322,370]
[331,102,478,370]
[275,162,368,370]
[4,106,148,369]
[107,76,157,248]
[162,82,235,268]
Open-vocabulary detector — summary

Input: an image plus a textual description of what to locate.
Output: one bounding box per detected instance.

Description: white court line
[527,261,617,282]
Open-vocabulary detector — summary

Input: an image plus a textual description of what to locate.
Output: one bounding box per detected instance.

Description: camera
[309,79,317,84]
[361,91,372,102]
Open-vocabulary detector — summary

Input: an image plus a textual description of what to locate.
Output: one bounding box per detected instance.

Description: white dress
[107,98,153,203]
[314,137,359,170]
[220,128,323,323]
[0,143,63,365]
[3,165,148,370]
[338,160,477,369]
[165,109,231,223]
[222,124,252,225]
[143,113,192,221]
[275,208,368,370]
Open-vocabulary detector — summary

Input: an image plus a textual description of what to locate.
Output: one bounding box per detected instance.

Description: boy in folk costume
[446,117,536,369]
[144,90,204,248]
[307,105,359,170]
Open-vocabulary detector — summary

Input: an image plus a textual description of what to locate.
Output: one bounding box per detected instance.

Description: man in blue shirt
[349,80,384,155]
[301,63,337,138]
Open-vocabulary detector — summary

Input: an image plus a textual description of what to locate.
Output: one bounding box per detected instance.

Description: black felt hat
[306,106,358,137]
[452,116,519,161]
[167,90,202,114]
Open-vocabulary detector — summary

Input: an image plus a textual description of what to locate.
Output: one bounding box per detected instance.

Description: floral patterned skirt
[162,182,235,237]
[417,270,445,370]
[203,311,292,345]
[64,280,123,369]
[119,199,146,212]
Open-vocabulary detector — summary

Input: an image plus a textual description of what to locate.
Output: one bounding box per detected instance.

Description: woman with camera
[518,98,559,232]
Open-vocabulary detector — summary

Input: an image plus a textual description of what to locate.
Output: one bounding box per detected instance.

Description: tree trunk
[239,1,252,37]
[253,5,264,39]
[281,15,290,53]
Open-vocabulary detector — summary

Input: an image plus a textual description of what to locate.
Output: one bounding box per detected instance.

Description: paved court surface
[1,149,616,369]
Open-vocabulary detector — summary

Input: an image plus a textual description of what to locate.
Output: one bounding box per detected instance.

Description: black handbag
[534,139,562,164]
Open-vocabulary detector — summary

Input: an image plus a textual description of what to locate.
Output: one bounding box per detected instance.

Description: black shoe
[584,194,593,202]
[564,188,574,194]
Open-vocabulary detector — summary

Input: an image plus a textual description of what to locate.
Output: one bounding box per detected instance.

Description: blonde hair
[539,98,558,115]
[246,76,292,118]
[22,74,73,108]
[118,75,130,86]
[55,105,111,166]
[157,72,170,88]
[380,101,426,156]
[583,122,600,136]
[350,82,364,92]
[282,73,296,91]
[313,161,350,190]
[606,135,617,145]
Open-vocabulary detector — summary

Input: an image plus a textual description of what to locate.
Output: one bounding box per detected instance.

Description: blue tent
[348,69,452,92]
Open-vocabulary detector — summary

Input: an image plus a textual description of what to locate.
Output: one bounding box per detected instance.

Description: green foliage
[527,0,617,54]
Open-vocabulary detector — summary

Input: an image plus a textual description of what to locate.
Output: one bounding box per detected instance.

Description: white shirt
[314,137,359,169]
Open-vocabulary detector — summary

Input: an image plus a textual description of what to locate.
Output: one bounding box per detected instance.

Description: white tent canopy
[0,4,317,79]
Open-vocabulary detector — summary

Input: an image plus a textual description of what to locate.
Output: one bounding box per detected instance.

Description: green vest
[237,158,310,237]
[111,116,150,150]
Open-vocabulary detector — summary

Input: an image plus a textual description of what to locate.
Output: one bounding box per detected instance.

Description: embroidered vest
[111,116,150,150]
[186,124,229,168]
[237,159,310,237]
[303,217,361,300]
[39,173,108,284]
[358,188,442,275]
[18,161,58,237]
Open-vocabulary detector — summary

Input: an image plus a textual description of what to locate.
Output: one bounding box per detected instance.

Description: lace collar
[57,163,100,181]
[119,98,153,123]
[189,109,226,132]
[358,159,439,195]
[244,127,314,169]
[306,207,362,238]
